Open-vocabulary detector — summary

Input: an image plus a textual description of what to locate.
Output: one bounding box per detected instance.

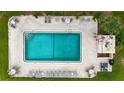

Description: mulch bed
[103,11,113,16]
[24,11,33,15]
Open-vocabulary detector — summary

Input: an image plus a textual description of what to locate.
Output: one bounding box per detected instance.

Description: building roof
[97,35,115,54]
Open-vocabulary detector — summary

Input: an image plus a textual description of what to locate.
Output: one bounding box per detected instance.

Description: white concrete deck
[8,16,112,78]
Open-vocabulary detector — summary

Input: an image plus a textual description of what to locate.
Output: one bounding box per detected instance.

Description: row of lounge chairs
[28,71,78,78]
[45,16,73,24]
[44,16,91,24]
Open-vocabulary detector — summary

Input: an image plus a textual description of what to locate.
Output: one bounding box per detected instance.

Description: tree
[92,11,103,22]
[99,16,122,35]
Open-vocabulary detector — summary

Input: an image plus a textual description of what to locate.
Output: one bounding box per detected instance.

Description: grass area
[0,11,24,80]
[0,11,124,81]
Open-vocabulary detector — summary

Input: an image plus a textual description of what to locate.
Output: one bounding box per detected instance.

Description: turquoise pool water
[24,32,81,62]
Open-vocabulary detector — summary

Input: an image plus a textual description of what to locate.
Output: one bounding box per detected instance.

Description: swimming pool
[24,32,81,62]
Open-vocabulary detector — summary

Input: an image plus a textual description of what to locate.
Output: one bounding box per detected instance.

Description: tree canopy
[99,16,122,35]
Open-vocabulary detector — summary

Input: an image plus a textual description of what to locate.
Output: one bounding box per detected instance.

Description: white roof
[97,35,115,53]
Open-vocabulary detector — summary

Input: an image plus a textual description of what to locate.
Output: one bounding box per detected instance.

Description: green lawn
[0,11,124,81]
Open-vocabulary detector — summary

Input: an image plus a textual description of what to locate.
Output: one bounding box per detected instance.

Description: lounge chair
[48,15,51,23]
[35,71,42,78]
[10,23,16,28]
[70,18,73,23]
[45,16,47,23]
[15,18,19,22]
[61,17,65,22]
[55,17,60,22]
[46,71,50,77]
[41,71,45,77]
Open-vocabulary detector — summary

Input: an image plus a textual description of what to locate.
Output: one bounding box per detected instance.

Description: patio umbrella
[65,17,71,24]
[88,69,96,78]
[8,69,16,76]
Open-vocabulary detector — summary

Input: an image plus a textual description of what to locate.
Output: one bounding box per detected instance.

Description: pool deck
[8,16,112,78]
